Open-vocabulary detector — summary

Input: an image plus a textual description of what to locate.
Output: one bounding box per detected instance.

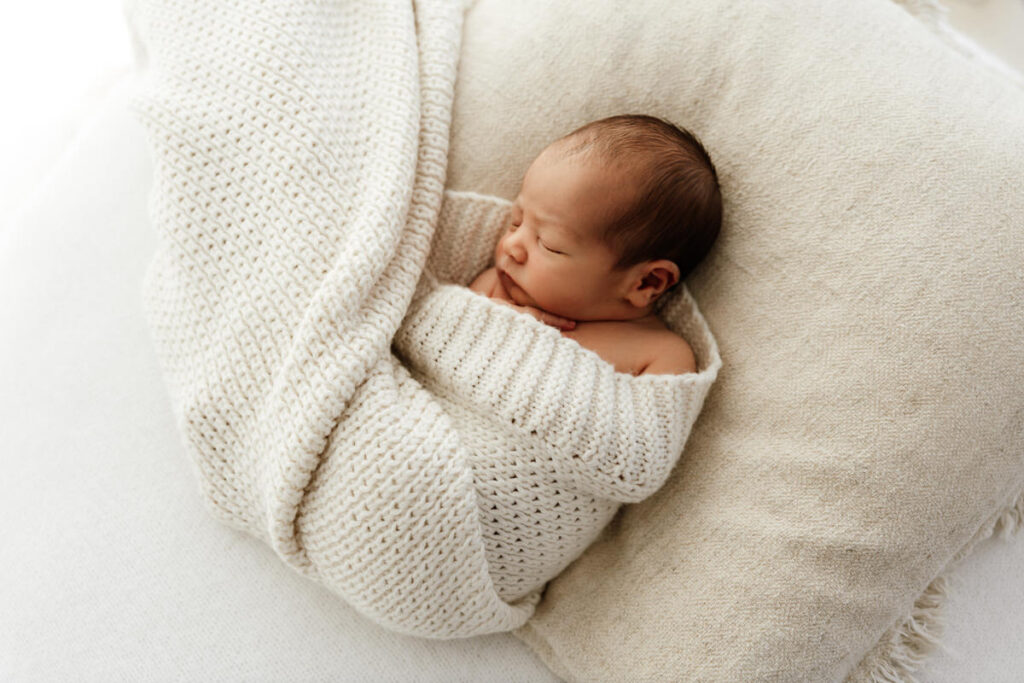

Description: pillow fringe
[863,577,948,683]
[993,488,1024,540]
[859,483,1024,682]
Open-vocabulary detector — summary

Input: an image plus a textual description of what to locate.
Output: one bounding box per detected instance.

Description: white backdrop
[0,2,133,220]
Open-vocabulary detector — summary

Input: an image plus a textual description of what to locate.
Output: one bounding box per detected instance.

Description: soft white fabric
[129,0,717,639]
[0,73,559,682]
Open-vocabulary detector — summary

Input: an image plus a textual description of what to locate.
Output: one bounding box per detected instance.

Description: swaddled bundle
[395,191,721,601]
[130,0,718,638]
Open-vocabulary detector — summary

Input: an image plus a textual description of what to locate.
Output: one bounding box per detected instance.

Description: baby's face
[494,143,637,321]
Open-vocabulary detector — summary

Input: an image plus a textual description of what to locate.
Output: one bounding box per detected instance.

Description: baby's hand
[490,298,576,331]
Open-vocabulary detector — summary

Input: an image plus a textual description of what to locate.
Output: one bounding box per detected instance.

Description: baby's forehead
[549,131,651,170]
[518,142,646,230]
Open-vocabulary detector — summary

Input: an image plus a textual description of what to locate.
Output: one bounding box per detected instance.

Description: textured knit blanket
[131,0,720,639]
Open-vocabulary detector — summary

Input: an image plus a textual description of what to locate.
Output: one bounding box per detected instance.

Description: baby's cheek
[547,287,585,317]
[553,275,604,317]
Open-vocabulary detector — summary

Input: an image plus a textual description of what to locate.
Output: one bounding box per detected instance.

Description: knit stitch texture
[130,0,719,638]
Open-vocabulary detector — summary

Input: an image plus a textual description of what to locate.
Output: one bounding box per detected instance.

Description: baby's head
[493,114,722,322]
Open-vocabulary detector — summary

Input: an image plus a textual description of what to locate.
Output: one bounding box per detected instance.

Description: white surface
[0,2,133,221]
[0,75,558,683]
[945,0,1024,73]
[924,530,1024,682]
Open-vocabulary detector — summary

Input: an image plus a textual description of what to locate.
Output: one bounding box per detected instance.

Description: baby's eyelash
[506,218,563,254]
[540,240,562,255]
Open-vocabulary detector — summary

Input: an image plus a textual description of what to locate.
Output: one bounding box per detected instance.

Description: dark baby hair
[557,114,722,286]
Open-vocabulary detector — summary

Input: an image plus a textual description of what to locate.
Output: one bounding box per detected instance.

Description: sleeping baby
[469,114,722,376]
[392,113,723,606]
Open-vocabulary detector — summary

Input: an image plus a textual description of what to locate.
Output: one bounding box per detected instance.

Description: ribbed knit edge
[394,279,721,503]
[849,480,1024,683]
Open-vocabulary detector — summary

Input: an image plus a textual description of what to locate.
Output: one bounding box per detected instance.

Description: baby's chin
[521,294,581,321]
[499,269,581,319]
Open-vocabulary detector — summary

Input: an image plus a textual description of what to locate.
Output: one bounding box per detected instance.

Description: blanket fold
[131,0,720,638]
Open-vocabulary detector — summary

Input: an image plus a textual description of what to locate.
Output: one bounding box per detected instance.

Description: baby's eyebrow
[514,200,579,240]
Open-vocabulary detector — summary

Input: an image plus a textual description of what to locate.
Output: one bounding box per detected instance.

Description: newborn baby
[393,114,724,605]
[469,114,722,376]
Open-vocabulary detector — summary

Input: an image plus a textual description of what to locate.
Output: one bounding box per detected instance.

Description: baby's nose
[503,235,527,264]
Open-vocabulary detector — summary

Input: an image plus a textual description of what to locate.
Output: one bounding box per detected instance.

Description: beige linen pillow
[445,0,1024,680]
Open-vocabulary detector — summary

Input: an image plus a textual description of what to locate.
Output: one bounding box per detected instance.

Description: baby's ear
[626,259,680,308]
[644,260,680,295]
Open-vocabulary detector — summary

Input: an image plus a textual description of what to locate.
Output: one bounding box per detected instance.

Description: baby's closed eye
[540,240,563,254]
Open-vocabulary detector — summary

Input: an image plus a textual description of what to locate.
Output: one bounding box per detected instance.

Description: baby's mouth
[498,268,513,289]
[497,268,524,303]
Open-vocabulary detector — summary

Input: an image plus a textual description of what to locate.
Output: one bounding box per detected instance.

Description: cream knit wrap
[131,0,719,638]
